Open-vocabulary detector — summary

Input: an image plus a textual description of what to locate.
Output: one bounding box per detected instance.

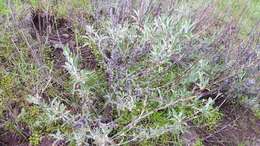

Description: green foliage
[0,70,15,116]
[192,99,223,131]
[139,133,180,146]
[173,98,222,131]
[217,0,260,35]
[63,47,107,96]
[23,0,91,17]
[54,0,92,17]
[0,0,10,15]
[18,106,43,130]
[194,138,204,146]
[18,102,72,136]
[0,71,14,96]
[117,100,168,127]
[254,109,260,119]
[29,132,41,146]
[141,15,193,64]
[183,59,211,89]
[0,32,13,62]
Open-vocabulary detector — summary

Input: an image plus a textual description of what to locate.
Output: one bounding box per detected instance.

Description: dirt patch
[32,9,55,36]
[32,9,97,70]
[183,100,260,146]
[0,133,63,146]
[203,102,260,146]
[0,131,28,146]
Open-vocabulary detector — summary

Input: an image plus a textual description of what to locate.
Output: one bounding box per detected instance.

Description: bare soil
[203,102,260,146]
[183,100,260,146]
[31,9,97,70]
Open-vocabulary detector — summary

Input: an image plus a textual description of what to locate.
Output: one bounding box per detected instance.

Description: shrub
[0,0,259,145]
